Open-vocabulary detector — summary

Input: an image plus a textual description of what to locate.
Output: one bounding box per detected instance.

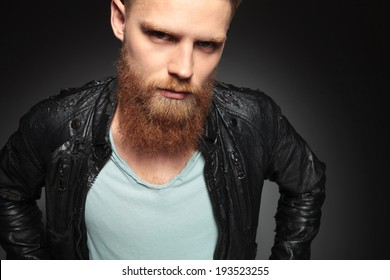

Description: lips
[158,88,190,100]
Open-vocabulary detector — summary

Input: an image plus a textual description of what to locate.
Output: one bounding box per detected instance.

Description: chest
[85,151,218,259]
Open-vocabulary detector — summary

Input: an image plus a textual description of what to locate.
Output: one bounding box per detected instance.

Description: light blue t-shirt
[85,131,218,259]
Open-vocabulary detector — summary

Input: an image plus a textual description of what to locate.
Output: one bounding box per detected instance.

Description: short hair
[230,0,242,11]
[120,0,241,15]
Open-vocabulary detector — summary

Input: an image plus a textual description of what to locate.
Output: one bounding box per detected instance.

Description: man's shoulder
[27,76,115,117]
[20,77,115,126]
[213,81,280,119]
[17,77,115,150]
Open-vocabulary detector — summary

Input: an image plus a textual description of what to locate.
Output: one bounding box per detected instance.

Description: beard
[115,46,215,155]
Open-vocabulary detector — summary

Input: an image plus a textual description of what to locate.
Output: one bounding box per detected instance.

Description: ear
[111,0,126,41]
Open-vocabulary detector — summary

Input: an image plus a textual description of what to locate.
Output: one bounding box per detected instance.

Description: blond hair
[120,0,241,15]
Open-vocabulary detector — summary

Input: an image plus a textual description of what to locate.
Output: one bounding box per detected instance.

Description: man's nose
[168,43,194,80]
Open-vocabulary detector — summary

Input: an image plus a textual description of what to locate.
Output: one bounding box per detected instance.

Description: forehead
[127,0,232,38]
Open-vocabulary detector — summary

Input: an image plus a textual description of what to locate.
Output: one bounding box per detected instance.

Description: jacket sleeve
[0,112,50,259]
[266,106,326,260]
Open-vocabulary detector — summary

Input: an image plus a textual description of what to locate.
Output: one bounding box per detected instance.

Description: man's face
[121,0,232,92]
[112,0,232,154]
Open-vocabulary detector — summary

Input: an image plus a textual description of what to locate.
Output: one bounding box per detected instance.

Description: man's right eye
[147,31,171,42]
[152,31,166,39]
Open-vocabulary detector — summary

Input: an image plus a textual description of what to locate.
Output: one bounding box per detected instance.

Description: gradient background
[1,0,388,259]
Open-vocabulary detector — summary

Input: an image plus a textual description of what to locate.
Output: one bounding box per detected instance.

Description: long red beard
[115,47,215,155]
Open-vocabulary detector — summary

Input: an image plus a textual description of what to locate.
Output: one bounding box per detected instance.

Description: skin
[110,0,232,184]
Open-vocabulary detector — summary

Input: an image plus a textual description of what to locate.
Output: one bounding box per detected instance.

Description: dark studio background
[0,0,389,259]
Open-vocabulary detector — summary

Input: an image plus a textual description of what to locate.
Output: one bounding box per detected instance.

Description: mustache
[150,78,207,95]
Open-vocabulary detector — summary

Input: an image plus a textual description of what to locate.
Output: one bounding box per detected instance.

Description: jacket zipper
[229,151,246,180]
[75,150,111,259]
[56,157,71,226]
[75,82,117,259]
[200,139,226,260]
[57,158,71,192]
[229,150,251,231]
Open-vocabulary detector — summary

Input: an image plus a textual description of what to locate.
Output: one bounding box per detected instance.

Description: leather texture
[0,77,325,259]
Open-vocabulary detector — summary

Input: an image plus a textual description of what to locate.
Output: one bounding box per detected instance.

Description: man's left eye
[198,41,214,48]
[196,41,219,52]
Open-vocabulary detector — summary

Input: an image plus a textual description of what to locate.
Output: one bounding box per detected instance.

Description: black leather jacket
[0,77,325,259]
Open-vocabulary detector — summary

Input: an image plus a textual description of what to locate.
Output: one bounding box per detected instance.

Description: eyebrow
[140,21,227,44]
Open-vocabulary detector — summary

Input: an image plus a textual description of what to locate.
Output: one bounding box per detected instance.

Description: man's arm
[267,107,326,260]
[0,113,49,259]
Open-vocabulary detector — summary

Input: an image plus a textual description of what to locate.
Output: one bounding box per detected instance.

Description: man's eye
[198,42,213,48]
[197,41,218,52]
[149,31,169,41]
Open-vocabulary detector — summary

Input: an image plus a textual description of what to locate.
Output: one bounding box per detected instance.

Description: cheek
[124,34,166,76]
[128,49,166,79]
[195,53,221,83]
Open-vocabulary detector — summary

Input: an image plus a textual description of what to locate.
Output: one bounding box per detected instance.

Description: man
[0,0,325,259]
